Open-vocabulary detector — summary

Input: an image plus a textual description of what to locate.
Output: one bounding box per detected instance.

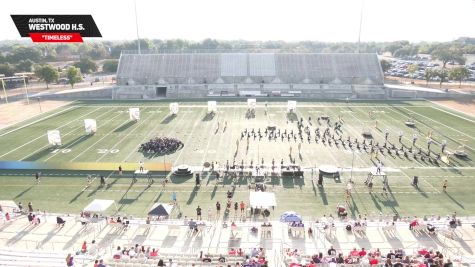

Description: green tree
[66,66,82,88]
[431,46,465,68]
[102,59,118,73]
[449,66,471,88]
[16,59,34,72]
[0,63,15,76]
[7,46,42,62]
[380,59,392,73]
[393,45,418,57]
[73,57,97,74]
[433,68,448,88]
[35,65,59,89]
[407,64,419,83]
[424,69,434,86]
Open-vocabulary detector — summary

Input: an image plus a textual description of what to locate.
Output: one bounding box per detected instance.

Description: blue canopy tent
[280,211,302,222]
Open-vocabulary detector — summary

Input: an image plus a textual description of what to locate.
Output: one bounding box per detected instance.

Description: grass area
[0,99,474,219]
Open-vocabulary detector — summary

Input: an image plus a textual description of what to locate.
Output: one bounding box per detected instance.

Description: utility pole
[23,75,30,104]
[357,0,365,53]
[1,79,7,103]
[134,0,141,54]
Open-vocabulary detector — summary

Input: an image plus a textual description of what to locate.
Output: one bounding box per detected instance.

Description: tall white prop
[247,99,256,110]
[47,130,62,146]
[84,119,97,134]
[287,100,297,113]
[129,108,140,121]
[208,101,217,113]
[169,103,179,115]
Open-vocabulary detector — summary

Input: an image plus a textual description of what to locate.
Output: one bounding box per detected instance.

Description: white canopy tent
[83,199,115,213]
[287,100,297,113]
[249,192,277,209]
[84,119,97,134]
[0,200,19,213]
[247,99,256,110]
[169,103,179,115]
[129,108,140,121]
[207,101,217,113]
[47,130,62,146]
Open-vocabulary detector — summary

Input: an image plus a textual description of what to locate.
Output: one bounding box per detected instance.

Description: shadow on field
[114,120,136,132]
[202,113,215,121]
[186,186,199,205]
[415,186,429,198]
[58,135,92,149]
[318,187,328,205]
[22,135,91,161]
[69,189,86,203]
[369,193,382,211]
[445,192,464,209]
[22,148,55,161]
[161,114,177,124]
[14,186,33,199]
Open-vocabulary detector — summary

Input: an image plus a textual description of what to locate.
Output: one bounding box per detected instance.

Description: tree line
[1,38,474,88]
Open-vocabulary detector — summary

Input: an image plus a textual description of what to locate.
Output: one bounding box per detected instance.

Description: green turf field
[0,99,474,219]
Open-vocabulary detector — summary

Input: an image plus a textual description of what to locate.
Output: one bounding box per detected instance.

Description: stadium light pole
[357,0,364,53]
[22,75,30,104]
[134,0,141,54]
[37,97,42,113]
[1,78,7,103]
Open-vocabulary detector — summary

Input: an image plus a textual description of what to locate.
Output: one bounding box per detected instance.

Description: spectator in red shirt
[369,256,379,265]
[350,248,359,257]
[359,248,367,257]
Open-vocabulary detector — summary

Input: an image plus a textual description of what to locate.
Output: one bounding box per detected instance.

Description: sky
[1,0,475,42]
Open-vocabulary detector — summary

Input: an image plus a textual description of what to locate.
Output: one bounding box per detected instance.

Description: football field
[0,99,474,220]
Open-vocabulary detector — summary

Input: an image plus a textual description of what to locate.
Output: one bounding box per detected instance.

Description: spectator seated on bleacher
[202,253,212,263]
[349,248,359,257]
[56,216,66,227]
[337,204,347,218]
[149,248,158,258]
[409,217,420,230]
[218,254,226,263]
[88,240,98,256]
[112,246,121,260]
[359,248,367,257]
[368,256,379,265]
[228,248,243,256]
[80,241,87,254]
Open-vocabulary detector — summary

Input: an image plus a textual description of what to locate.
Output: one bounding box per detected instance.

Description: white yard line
[170,108,205,167]
[398,107,475,147]
[43,108,122,162]
[0,102,76,134]
[198,111,221,165]
[1,107,103,159]
[429,101,475,122]
[94,108,158,162]
[69,108,151,162]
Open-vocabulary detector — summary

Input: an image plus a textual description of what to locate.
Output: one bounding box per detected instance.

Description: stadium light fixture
[1,78,7,103]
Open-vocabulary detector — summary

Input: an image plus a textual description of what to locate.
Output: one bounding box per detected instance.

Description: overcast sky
[1,0,475,42]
